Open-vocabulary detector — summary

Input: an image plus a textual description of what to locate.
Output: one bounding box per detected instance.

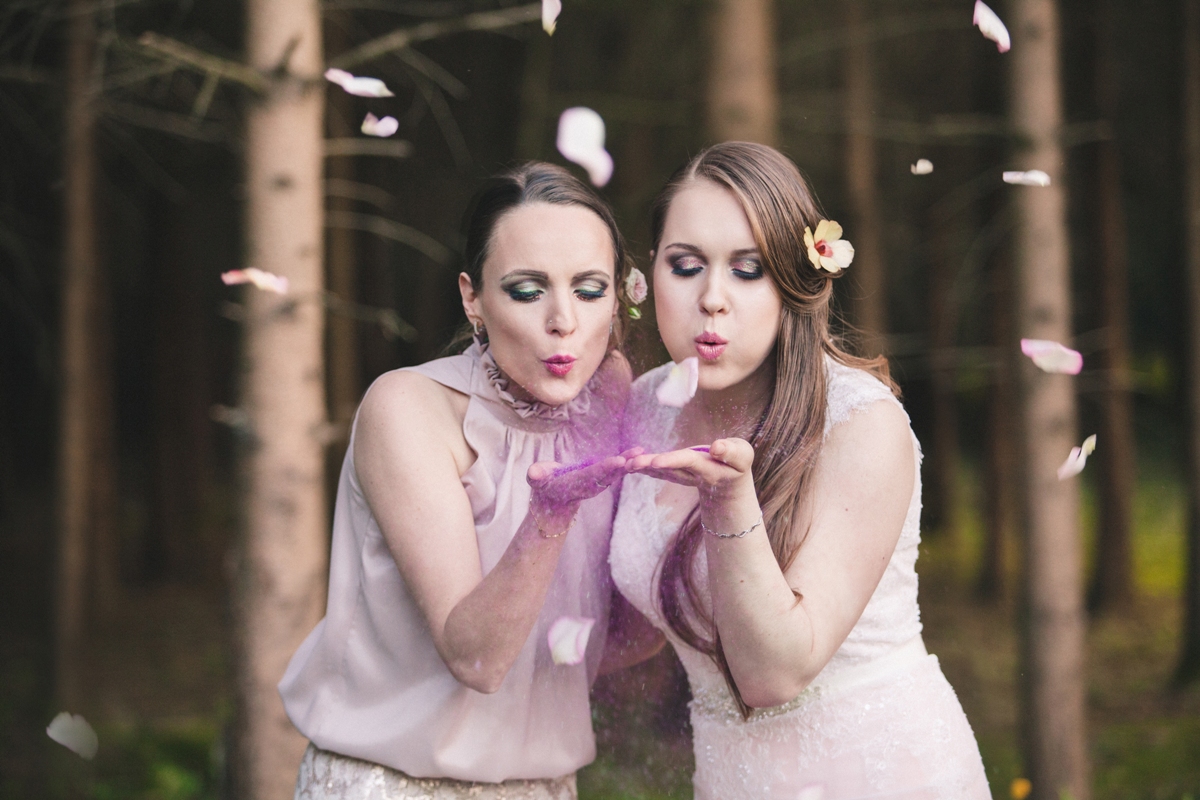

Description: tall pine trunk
[1088,1,1136,612]
[234,0,328,795]
[56,0,98,711]
[706,0,778,145]
[844,0,887,357]
[1009,0,1090,796]
[1178,0,1200,686]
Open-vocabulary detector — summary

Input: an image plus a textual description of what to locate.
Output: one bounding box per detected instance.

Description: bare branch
[99,97,236,145]
[330,3,539,70]
[137,32,268,93]
[0,64,57,85]
[324,137,413,158]
[780,10,965,64]
[321,0,474,16]
[396,47,467,99]
[325,178,395,210]
[325,209,453,264]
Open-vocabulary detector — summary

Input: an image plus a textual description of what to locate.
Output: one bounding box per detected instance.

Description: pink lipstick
[543,354,576,377]
[695,332,728,361]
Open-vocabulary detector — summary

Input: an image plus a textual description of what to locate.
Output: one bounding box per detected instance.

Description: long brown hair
[653,142,897,717]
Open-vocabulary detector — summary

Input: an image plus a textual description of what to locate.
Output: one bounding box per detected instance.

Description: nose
[698,269,730,316]
[546,289,578,336]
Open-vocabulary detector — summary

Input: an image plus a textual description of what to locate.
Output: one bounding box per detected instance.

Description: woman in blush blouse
[279,163,640,800]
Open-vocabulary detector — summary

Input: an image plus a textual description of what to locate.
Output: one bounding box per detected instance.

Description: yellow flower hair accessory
[804,220,855,274]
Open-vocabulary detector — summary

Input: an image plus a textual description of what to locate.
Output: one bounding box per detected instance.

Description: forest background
[2,0,1200,798]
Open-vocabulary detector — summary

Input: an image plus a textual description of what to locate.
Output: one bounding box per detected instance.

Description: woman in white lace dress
[608,143,992,799]
[279,163,639,799]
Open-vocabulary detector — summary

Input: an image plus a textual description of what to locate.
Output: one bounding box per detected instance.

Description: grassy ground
[3,464,1199,799]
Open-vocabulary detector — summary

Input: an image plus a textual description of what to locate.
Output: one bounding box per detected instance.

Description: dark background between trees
[2,0,1199,798]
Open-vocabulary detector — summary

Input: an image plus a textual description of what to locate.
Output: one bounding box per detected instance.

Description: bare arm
[355,370,627,694]
[625,400,915,707]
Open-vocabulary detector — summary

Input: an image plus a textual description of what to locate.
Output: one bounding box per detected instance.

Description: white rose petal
[624,267,648,305]
[1057,434,1097,480]
[46,712,98,760]
[548,616,594,665]
[655,357,699,408]
[361,112,399,138]
[222,268,289,295]
[542,0,562,35]
[1020,338,1083,375]
[910,159,934,175]
[324,68,394,98]
[1003,170,1052,187]
[973,1,1011,53]
[556,107,613,187]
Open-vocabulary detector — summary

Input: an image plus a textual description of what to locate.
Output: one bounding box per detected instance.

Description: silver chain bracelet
[700,514,764,539]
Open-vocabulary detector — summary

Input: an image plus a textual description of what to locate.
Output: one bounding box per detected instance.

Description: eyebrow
[497,269,612,284]
[662,243,761,258]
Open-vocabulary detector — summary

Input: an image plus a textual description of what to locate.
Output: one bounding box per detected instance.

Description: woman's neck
[676,358,775,444]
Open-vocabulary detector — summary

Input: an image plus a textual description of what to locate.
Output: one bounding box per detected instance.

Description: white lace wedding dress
[609,359,991,800]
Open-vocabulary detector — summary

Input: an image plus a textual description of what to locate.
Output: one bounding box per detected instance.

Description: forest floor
[3,467,1200,799]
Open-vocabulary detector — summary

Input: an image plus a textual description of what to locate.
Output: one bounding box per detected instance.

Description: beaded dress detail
[609,358,991,800]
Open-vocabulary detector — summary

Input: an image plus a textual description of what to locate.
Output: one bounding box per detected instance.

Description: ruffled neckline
[475,343,594,422]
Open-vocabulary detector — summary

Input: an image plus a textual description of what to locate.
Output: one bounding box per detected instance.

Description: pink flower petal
[655,357,699,408]
[222,268,289,295]
[46,712,98,760]
[542,0,562,34]
[1003,170,1051,187]
[361,112,399,137]
[556,107,613,187]
[323,68,394,98]
[1020,339,1082,374]
[798,785,826,800]
[973,1,1011,53]
[625,267,648,305]
[910,159,934,175]
[548,616,594,665]
[1057,434,1097,480]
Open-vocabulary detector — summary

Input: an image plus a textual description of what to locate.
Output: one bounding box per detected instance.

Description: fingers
[708,438,754,471]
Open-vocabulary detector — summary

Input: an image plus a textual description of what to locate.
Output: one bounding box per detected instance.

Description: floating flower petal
[542,0,562,35]
[1020,338,1083,374]
[324,68,394,98]
[1010,778,1033,800]
[361,112,399,137]
[46,712,98,760]
[973,1,1011,53]
[624,267,648,305]
[655,357,699,408]
[1003,170,1052,187]
[1057,434,1097,480]
[556,107,613,187]
[804,219,854,273]
[910,159,934,175]
[548,616,594,665]
[222,268,289,295]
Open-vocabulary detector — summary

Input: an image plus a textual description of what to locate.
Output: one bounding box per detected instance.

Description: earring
[472,319,481,336]
[472,319,487,345]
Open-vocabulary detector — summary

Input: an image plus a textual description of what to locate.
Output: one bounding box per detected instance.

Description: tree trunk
[979,238,1017,601]
[234,0,329,795]
[55,0,98,712]
[1088,0,1136,613]
[706,0,778,145]
[1009,0,1091,796]
[325,14,361,486]
[1178,0,1200,686]
[925,206,960,539]
[844,0,887,357]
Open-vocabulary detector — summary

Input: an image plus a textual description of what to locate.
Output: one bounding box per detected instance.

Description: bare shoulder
[817,398,915,494]
[355,370,472,475]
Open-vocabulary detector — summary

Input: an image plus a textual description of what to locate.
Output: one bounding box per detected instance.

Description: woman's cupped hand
[624,438,755,500]
[527,448,644,512]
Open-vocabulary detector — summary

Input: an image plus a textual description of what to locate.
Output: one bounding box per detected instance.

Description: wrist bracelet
[700,513,763,539]
[530,504,574,539]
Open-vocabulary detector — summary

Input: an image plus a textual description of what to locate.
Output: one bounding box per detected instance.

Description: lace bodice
[610,357,923,710]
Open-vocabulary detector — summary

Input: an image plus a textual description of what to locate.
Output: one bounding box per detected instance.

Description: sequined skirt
[294,744,578,800]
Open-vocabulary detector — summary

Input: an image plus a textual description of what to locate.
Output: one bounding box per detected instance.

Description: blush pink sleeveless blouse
[279,343,621,783]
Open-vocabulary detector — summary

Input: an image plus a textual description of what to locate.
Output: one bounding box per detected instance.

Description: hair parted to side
[652,141,898,718]
[448,161,635,353]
